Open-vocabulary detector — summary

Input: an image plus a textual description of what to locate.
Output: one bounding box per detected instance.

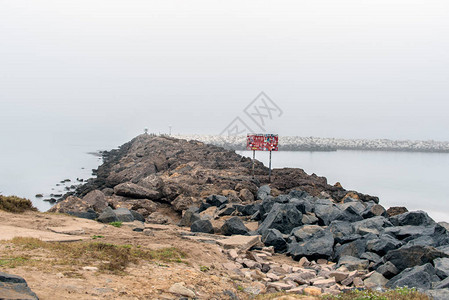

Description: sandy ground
[0,210,308,300]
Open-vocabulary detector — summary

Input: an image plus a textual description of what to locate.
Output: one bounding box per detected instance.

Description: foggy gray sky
[1,0,449,144]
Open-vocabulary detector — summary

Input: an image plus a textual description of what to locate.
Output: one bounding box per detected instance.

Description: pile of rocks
[181,185,449,297]
[221,246,385,296]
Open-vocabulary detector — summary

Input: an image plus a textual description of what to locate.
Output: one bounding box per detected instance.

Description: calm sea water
[238,150,449,222]
[1,137,448,223]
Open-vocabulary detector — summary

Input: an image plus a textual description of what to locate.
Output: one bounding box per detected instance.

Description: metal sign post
[269,150,272,182]
[252,150,255,178]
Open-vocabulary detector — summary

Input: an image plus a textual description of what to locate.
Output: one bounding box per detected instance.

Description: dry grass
[0,195,37,213]
[321,287,431,300]
[1,237,186,274]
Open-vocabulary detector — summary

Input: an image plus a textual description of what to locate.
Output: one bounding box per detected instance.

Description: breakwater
[175,135,449,153]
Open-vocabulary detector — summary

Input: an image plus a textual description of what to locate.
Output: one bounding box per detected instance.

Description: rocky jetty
[49,134,449,297]
[176,134,449,153]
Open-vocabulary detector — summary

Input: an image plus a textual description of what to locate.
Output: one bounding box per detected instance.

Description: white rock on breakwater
[174,134,449,153]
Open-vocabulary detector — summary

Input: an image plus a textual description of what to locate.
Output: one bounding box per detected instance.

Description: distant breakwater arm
[174,135,449,153]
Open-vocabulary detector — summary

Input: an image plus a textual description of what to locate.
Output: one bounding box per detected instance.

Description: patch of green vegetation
[200,265,210,272]
[321,287,431,300]
[0,256,30,268]
[109,221,123,228]
[0,195,37,213]
[237,285,244,292]
[4,237,187,274]
[91,235,104,239]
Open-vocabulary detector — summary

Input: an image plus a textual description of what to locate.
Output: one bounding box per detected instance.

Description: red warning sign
[247,134,278,151]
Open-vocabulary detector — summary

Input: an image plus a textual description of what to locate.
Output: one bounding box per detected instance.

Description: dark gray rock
[386,263,436,289]
[257,185,271,200]
[338,255,369,271]
[366,234,403,256]
[337,205,364,223]
[221,217,249,236]
[97,207,118,223]
[360,252,382,264]
[0,272,39,300]
[362,204,387,219]
[385,245,448,272]
[257,203,302,236]
[130,210,145,222]
[434,257,449,279]
[389,210,435,227]
[205,195,228,207]
[353,216,392,235]
[198,201,211,213]
[328,221,355,244]
[217,205,236,217]
[113,207,134,222]
[334,239,366,260]
[287,227,334,260]
[434,277,449,289]
[262,228,287,252]
[426,289,449,300]
[314,204,342,226]
[290,198,313,214]
[67,209,98,220]
[338,201,366,215]
[403,235,436,247]
[259,197,276,219]
[288,190,308,200]
[235,203,261,216]
[178,207,201,227]
[190,219,214,234]
[385,225,436,240]
[376,261,399,279]
[438,245,449,256]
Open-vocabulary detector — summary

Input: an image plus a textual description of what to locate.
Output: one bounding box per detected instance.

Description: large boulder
[353,216,392,235]
[257,185,271,200]
[257,203,302,236]
[389,210,435,227]
[366,234,403,256]
[82,190,108,212]
[362,204,387,218]
[262,229,287,252]
[97,207,119,223]
[287,227,334,260]
[328,221,357,244]
[191,219,214,234]
[113,182,160,200]
[333,238,367,260]
[178,207,201,227]
[386,263,437,289]
[113,207,134,222]
[314,204,342,226]
[0,272,39,300]
[434,257,449,279]
[376,261,399,279]
[384,245,448,272]
[221,217,249,236]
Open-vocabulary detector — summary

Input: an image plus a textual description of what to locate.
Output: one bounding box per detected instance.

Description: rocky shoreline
[175,134,449,153]
[47,134,449,298]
